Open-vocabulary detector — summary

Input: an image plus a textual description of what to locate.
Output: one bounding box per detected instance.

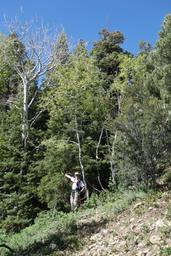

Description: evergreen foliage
[0,13,171,238]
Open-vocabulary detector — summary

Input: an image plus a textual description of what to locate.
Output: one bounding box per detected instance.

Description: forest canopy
[0,13,171,234]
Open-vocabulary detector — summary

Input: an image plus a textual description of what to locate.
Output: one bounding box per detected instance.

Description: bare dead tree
[2,18,61,150]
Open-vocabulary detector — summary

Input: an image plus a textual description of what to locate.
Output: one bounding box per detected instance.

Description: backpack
[76,180,82,191]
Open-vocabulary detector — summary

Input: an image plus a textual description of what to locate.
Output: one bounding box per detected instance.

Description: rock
[130,217,135,223]
[50,243,57,250]
[155,219,165,229]
[133,202,143,209]
[149,234,161,245]
[148,207,154,211]
[90,233,102,241]
[146,245,160,256]
[101,229,109,236]
[137,241,147,248]
[130,224,141,234]
[136,249,149,256]
[115,240,126,248]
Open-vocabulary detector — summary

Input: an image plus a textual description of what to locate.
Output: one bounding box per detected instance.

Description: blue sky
[0,0,171,54]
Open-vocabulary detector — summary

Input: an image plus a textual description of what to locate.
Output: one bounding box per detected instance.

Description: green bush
[82,189,147,216]
[160,247,171,256]
[0,211,78,256]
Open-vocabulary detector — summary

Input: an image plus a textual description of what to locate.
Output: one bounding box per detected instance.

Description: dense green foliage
[0,13,171,247]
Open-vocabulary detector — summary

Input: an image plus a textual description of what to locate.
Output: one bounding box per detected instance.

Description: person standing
[65,172,85,211]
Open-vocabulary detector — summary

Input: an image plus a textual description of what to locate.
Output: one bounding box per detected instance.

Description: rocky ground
[59,191,171,256]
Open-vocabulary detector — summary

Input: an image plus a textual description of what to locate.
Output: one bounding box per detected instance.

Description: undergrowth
[0,212,78,256]
[0,188,152,256]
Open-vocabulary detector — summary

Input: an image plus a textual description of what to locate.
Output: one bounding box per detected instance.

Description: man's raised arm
[65,174,73,180]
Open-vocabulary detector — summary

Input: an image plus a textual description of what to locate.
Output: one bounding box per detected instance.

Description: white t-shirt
[70,177,84,191]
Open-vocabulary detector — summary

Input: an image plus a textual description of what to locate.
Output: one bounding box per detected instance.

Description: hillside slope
[58,191,171,256]
[1,190,171,256]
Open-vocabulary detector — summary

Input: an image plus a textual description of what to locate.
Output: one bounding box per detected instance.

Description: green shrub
[160,247,171,256]
[166,203,171,220]
[162,167,171,184]
[0,211,78,256]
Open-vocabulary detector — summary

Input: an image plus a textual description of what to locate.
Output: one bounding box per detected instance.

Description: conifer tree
[113,14,171,188]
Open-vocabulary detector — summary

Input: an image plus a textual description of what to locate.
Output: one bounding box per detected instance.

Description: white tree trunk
[75,115,89,199]
[96,127,106,191]
[22,80,29,150]
[105,129,117,185]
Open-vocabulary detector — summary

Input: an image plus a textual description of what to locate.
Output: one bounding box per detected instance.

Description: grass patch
[0,212,79,256]
[160,247,171,256]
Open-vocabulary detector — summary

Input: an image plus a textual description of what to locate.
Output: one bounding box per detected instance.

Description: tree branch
[29,110,45,127]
